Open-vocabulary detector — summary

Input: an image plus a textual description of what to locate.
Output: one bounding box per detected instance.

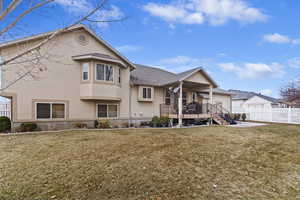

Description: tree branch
[0,0,55,37]
[0,0,21,21]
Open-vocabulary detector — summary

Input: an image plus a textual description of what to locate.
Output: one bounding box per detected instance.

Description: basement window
[97,104,118,118]
[36,103,65,119]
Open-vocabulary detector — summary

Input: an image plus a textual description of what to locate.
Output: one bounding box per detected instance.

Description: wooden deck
[167,114,211,119]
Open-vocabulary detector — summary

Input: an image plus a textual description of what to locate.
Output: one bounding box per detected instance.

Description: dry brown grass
[0,125,300,200]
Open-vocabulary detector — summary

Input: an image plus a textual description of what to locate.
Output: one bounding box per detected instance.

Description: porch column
[209,85,213,104]
[178,81,183,127]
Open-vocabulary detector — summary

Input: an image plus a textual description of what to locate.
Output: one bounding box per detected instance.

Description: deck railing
[160,103,230,117]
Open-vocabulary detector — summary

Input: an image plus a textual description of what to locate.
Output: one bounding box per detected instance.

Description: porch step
[212,114,229,125]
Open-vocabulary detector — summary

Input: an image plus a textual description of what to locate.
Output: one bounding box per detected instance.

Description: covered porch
[159,68,230,126]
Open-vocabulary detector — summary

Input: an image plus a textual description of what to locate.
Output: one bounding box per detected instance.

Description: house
[280,97,300,108]
[229,89,285,113]
[0,25,232,130]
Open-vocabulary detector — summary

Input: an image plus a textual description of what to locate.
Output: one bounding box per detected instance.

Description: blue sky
[5,0,300,98]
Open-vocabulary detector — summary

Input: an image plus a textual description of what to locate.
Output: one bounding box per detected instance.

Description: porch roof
[131,64,218,88]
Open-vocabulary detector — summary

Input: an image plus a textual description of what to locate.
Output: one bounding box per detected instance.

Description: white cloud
[55,0,124,27]
[219,62,285,79]
[157,55,211,73]
[263,33,300,44]
[116,45,142,53]
[143,0,267,26]
[288,57,300,68]
[260,89,272,96]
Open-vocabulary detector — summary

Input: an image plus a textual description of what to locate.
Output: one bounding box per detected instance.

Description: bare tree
[280,79,300,107]
[0,0,125,91]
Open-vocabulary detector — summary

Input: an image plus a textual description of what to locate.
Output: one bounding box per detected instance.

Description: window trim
[82,63,90,81]
[165,89,171,105]
[95,63,114,83]
[142,87,152,99]
[35,102,66,120]
[96,103,118,119]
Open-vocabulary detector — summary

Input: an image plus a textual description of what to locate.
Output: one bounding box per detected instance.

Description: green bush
[98,120,111,129]
[160,116,170,127]
[94,120,99,128]
[20,123,38,132]
[0,116,11,132]
[241,113,247,121]
[151,116,161,127]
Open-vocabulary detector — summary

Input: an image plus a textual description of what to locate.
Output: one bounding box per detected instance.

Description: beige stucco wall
[130,86,164,119]
[0,28,131,122]
[202,93,232,112]
[185,72,210,84]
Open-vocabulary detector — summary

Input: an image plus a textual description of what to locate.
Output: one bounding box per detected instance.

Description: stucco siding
[1,29,131,122]
[130,86,164,118]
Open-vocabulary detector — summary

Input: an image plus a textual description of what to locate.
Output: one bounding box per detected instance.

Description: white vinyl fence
[0,103,11,118]
[233,107,300,124]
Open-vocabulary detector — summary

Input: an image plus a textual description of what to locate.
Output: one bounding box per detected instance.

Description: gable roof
[131,64,218,87]
[229,89,279,103]
[0,24,136,69]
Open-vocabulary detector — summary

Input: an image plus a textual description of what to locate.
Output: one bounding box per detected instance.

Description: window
[82,63,89,80]
[165,90,171,105]
[97,104,118,118]
[118,68,121,84]
[36,103,65,119]
[96,64,114,82]
[192,92,197,102]
[143,87,152,99]
[182,92,187,105]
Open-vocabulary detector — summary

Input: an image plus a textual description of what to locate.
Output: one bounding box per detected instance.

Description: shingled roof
[131,64,218,87]
[229,89,279,103]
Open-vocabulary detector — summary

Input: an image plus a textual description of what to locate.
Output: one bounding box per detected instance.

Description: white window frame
[118,67,121,84]
[35,102,66,120]
[82,63,89,81]
[142,87,152,99]
[95,63,114,83]
[96,103,118,119]
[165,89,171,105]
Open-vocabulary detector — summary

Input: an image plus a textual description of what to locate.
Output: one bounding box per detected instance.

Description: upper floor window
[192,92,197,102]
[165,90,171,105]
[96,64,113,82]
[82,63,89,81]
[36,103,65,119]
[182,92,187,105]
[143,87,152,99]
[118,68,121,84]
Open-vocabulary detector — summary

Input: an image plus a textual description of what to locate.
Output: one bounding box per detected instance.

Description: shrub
[241,113,247,121]
[74,123,87,129]
[98,120,111,129]
[140,121,150,127]
[160,116,170,127]
[151,116,161,127]
[0,116,11,133]
[234,114,241,121]
[94,120,99,128]
[20,123,38,132]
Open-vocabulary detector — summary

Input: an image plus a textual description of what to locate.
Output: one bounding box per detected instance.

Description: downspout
[129,81,132,127]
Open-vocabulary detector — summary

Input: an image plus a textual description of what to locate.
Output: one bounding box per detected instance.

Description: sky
[3,0,300,98]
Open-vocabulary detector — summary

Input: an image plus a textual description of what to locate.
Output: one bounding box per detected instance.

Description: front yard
[0,125,300,200]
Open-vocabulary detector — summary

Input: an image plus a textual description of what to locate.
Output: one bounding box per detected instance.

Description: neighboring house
[280,97,300,108]
[0,25,232,130]
[229,89,285,113]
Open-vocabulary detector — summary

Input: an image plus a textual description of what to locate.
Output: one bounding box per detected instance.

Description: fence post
[288,106,292,123]
[270,108,273,122]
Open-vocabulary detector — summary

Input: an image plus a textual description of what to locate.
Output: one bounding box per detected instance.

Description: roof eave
[72,55,127,68]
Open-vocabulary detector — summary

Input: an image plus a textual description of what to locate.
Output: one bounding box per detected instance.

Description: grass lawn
[0,125,300,200]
